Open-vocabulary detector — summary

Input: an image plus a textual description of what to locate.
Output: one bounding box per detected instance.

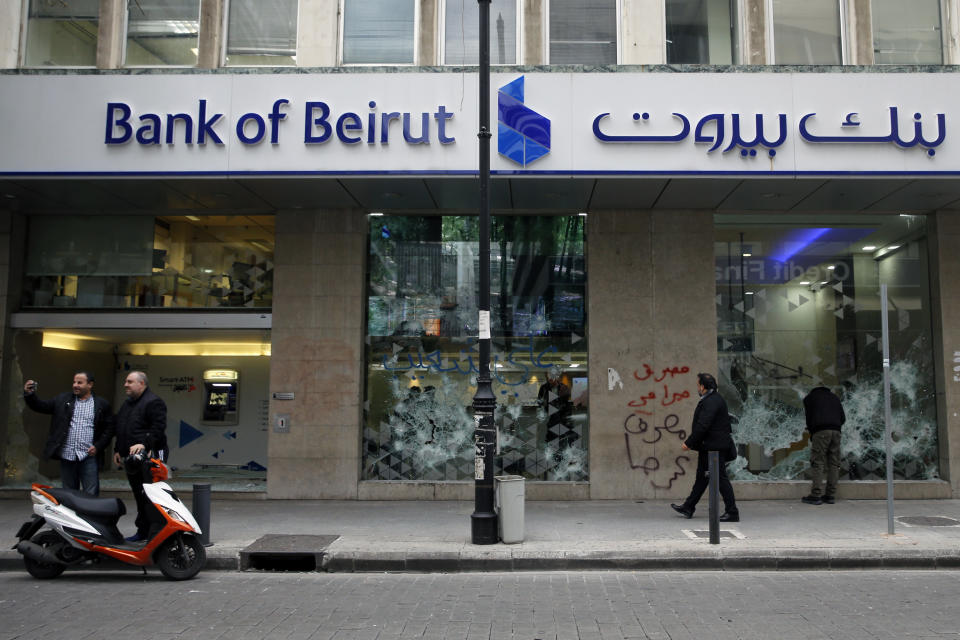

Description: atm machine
[202,369,239,425]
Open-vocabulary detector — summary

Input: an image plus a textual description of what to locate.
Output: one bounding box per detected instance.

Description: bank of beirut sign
[0,72,954,176]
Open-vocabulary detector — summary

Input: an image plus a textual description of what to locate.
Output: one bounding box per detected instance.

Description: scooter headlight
[164,507,187,523]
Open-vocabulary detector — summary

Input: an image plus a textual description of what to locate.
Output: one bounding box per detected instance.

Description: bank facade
[1,0,959,501]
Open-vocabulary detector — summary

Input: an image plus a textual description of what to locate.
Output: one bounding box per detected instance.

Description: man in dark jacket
[113,370,168,541]
[670,372,740,522]
[23,371,114,496]
[801,386,846,505]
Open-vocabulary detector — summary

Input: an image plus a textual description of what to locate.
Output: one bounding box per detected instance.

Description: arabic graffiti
[593,107,946,158]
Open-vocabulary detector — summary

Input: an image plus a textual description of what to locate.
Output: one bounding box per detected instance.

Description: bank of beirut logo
[498,76,550,167]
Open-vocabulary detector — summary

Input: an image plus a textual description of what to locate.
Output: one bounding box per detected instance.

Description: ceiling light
[745,291,754,295]
[742,252,752,257]
[799,281,811,285]
[368,212,384,217]
[862,245,877,251]
[887,245,901,251]
[185,215,200,221]
[827,265,835,270]
[578,212,588,217]
[819,281,828,285]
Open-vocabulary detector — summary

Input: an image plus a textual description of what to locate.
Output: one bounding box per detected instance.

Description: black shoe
[801,495,822,505]
[719,511,740,523]
[670,503,694,519]
[125,532,147,542]
[821,495,835,504]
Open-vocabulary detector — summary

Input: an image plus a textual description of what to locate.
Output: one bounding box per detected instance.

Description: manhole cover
[241,534,339,571]
[896,516,960,527]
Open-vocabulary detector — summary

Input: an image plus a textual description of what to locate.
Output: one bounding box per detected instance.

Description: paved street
[1,570,958,640]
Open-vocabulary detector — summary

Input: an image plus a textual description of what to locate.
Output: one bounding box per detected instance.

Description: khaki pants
[809,430,842,498]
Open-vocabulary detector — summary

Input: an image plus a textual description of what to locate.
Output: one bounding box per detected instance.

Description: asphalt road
[1,569,958,639]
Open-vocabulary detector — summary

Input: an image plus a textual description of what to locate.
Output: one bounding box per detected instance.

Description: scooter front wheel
[23,531,66,579]
[156,533,206,580]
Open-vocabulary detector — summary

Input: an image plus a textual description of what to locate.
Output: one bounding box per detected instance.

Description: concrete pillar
[268,210,367,499]
[847,0,874,65]
[297,0,339,67]
[742,0,767,65]
[522,0,544,65]
[587,210,717,500]
[621,0,665,64]
[0,0,22,69]
[96,0,125,69]
[929,211,960,498]
[418,0,440,65]
[0,210,24,487]
[197,0,225,69]
[943,0,960,64]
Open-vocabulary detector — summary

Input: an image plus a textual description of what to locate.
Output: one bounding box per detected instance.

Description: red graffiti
[634,364,690,382]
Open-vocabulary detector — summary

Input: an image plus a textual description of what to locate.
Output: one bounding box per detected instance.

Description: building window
[715,214,938,482]
[873,0,942,64]
[342,0,416,65]
[363,215,589,482]
[22,215,274,309]
[23,0,99,67]
[443,0,518,65]
[549,0,617,64]
[225,0,297,66]
[666,0,737,64]
[771,0,842,64]
[126,0,201,66]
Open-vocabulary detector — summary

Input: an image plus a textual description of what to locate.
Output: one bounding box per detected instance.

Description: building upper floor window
[665,0,738,64]
[126,0,201,66]
[443,0,518,65]
[873,0,942,64]
[225,0,297,66]
[23,0,98,67]
[771,0,842,65]
[549,0,617,64]
[342,0,416,65]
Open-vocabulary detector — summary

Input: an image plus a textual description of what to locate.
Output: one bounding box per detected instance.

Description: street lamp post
[471,0,498,545]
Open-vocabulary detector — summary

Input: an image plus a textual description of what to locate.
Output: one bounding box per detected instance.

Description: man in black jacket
[113,370,168,542]
[23,371,114,496]
[801,386,846,505]
[670,372,740,522]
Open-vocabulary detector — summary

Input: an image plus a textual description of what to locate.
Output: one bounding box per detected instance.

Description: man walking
[113,371,168,542]
[23,372,114,496]
[670,372,740,522]
[801,386,846,505]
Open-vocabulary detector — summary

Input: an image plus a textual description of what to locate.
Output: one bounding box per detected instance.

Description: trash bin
[495,475,525,543]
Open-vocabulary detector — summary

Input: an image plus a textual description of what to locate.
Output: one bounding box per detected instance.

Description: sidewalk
[2,497,960,573]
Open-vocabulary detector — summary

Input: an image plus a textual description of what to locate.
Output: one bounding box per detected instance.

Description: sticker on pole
[478,310,491,339]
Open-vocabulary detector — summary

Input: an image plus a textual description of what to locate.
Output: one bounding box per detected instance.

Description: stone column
[847,0,874,65]
[929,211,960,497]
[97,0,125,69]
[268,210,367,499]
[418,0,440,65]
[587,210,717,500]
[522,0,544,65]
[943,0,960,64]
[621,0,665,64]
[0,210,24,486]
[297,0,339,67]
[742,0,767,65]
[0,0,21,69]
[197,0,225,69]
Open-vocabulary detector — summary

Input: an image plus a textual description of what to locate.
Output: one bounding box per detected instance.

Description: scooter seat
[47,488,126,518]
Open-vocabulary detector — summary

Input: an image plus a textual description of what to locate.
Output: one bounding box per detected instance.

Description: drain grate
[896,516,960,527]
[240,534,339,571]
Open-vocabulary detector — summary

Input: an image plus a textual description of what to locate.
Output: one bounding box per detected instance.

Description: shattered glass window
[715,214,939,482]
[363,215,588,482]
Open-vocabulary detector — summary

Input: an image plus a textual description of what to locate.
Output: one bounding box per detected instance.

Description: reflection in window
[715,215,938,482]
[225,0,297,66]
[22,215,274,309]
[24,0,99,67]
[126,0,200,66]
[665,0,737,64]
[444,0,517,65]
[342,0,416,64]
[873,0,942,64]
[772,0,841,64]
[363,216,589,482]
[549,0,617,65]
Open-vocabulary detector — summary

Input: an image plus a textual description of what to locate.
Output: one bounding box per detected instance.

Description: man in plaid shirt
[23,371,115,496]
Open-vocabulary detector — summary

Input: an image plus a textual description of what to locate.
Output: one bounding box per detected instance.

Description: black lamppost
[471,0,498,545]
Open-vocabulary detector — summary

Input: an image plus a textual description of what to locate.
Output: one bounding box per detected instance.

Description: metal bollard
[192,483,212,547]
[708,451,720,545]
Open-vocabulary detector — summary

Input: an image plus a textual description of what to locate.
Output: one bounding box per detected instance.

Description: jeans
[61,456,99,496]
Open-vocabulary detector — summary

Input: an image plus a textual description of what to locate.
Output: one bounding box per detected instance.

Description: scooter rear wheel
[156,533,205,580]
[24,531,66,579]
